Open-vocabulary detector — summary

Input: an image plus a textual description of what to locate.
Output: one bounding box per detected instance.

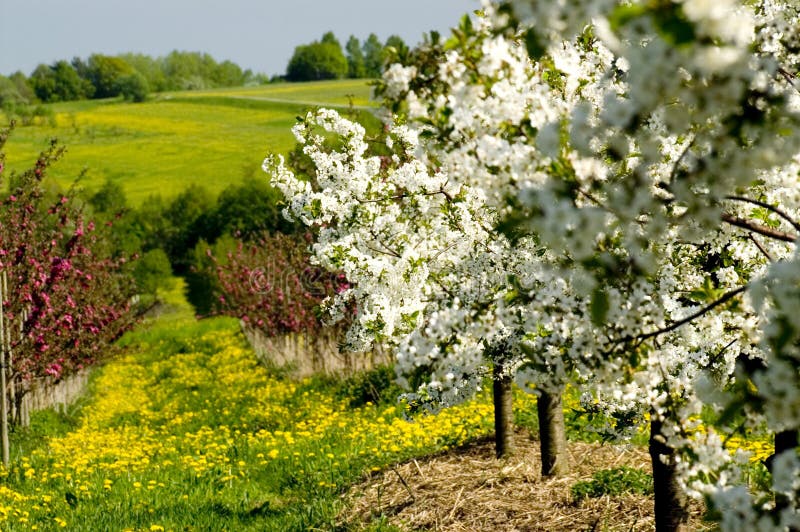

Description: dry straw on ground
[342,431,710,531]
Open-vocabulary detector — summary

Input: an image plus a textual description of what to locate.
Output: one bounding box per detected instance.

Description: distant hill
[1,79,375,204]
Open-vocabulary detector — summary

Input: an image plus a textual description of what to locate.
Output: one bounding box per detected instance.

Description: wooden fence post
[0,270,9,466]
[17,309,25,427]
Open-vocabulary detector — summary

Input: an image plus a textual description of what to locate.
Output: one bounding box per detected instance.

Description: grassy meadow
[1,80,375,204]
[167,79,376,107]
[0,280,504,531]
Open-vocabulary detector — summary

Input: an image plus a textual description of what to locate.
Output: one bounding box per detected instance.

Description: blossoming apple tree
[0,126,137,425]
[268,0,800,529]
[487,1,800,529]
[208,231,349,336]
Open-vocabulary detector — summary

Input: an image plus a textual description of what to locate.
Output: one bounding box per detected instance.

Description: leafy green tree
[0,75,27,106]
[29,61,93,102]
[362,33,384,77]
[162,184,214,274]
[87,179,146,258]
[286,37,348,81]
[133,248,172,298]
[384,35,409,63]
[201,180,298,242]
[345,36,366,78]
[118,53,168,92]
[70,56,90,80]
[163,50,230,90]
[28,65,55,101]
[8,72,35,103]
[88,179,128,215]
[184,237,226,315]
[211,60,245,87]
[321,31,342,48]
[85,54,135,98]
[114,71,150,102]
[163,51,205,90]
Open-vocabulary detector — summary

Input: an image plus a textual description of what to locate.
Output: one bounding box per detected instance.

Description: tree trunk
[538,389,567,477]
[492,362,515,459]
[771,428,799,522]
[650,415,689,532]
[774,429,799,457]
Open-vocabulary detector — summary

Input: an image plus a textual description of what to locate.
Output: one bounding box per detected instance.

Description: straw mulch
[341,430,710,531]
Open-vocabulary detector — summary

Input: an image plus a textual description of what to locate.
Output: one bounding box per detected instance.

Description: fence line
[240,323,391,378]
[7,370,90,427]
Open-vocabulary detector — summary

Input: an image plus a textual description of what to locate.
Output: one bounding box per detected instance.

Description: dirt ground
[341,431,710,531]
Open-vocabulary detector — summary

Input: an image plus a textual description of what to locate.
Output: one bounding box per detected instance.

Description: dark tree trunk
[493,362,515,459]
[774,429,799,457]
[771,429,799,522]
[650,415,689,532]
[538,389,567,477]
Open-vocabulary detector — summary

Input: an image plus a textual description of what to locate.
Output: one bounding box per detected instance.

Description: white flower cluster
[267,0,800,527]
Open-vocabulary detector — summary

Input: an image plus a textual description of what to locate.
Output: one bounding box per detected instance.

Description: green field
[2,80,375,204]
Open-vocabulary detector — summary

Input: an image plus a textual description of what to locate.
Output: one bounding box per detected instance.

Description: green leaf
[459,13,473,34]
[308,198,322,218]
[689,277,724,303]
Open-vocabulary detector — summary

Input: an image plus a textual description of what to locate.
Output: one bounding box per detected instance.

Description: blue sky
[0,0,479,77]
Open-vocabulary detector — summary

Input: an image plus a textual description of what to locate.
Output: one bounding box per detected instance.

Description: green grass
[2,80,375,205]
[0,297,501,531]
[571,466,654,502]
[170,79,376,107]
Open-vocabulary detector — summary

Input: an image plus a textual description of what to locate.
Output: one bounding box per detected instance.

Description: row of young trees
[0,125,138,444]
[267,1,800,530]
[286,31,408,81]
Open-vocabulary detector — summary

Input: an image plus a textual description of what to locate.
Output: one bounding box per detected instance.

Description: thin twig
[364,243,401,258]
[708,338,738,367]
[366,228,403,258]
[627,286,747,344]
[668,135,696,184]
[577,188,607,210]
[778,67,800,96]
[448,486,465,520]
[392,465,415,502]
[356,186,453,204]
[748,233,773,262]
[722,213,797,243]
[413,459,426,480]
[725,195,800,232]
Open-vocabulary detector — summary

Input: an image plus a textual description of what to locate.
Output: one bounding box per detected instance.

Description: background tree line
[0,51,267,108]
[285,31,408,81]
[1,30,410,111]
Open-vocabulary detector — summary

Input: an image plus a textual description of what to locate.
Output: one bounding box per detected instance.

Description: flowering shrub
[208,232,348,337]
[0,124,136,403]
